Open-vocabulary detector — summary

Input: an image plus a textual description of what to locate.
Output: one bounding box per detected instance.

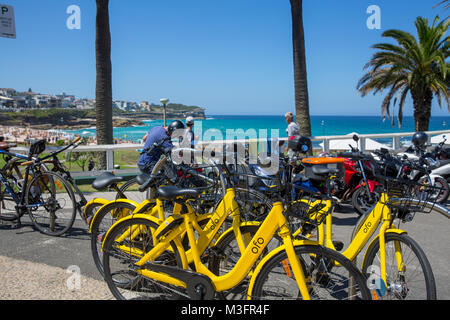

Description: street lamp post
[160,98,169,126]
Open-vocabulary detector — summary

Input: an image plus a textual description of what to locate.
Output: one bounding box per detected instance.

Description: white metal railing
[9,129,450,175]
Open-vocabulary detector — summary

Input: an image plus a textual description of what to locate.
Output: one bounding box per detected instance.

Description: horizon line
[205,114,450,118]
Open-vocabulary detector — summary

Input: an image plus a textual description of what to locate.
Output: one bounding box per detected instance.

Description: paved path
[0,191,449,300]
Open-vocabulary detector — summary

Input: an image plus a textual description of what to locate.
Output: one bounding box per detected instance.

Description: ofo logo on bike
[170,126,282,175]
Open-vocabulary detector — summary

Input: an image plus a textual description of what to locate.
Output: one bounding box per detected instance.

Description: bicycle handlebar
[39,137,82,162]
[389,198,450,220]
[337,151,372,161]
[138,175,158,193]
[144,136,171,156]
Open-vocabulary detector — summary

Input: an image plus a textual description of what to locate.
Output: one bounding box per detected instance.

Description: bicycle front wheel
[90,201,138,278]
[250,245,371,300]
[26,171,77,236]
[103,217,184,300]
[361,233,436,300]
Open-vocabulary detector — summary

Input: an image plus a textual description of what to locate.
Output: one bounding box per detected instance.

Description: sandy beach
[0,125,76,145]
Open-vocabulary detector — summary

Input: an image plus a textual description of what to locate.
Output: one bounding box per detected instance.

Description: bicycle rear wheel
[26,171,77,236]
[250,245,371,300]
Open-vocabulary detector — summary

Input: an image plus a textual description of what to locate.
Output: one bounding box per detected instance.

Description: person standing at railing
[138,120,185,174]
[183,116,198,149]
[284,112,300,156]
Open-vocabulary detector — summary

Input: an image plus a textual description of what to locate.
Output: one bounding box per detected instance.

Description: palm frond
[357,15,449,130]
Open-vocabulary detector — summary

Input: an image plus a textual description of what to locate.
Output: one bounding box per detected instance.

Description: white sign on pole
[0,4,16,39]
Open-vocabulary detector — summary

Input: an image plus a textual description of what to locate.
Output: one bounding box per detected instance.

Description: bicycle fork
[283,239,311,299]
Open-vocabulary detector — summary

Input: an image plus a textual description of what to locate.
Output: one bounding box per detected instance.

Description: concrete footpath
[0,191,449,300]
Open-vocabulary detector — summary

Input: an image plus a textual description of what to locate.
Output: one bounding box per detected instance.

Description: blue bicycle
[0,139,77,236]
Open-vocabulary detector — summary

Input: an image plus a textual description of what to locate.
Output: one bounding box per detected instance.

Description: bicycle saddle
[155,185,201,201]
[91,172,123,190]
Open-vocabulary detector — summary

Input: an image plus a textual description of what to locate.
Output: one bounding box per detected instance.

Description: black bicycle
[36,136,91,223]
[0,139,77,236]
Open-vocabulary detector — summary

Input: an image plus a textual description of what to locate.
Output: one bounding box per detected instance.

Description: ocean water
[66,115,450,146]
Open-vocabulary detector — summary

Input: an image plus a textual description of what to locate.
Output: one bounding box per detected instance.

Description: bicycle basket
[286,183,333,230]
[378,175,443,214]
[29,139,46,157]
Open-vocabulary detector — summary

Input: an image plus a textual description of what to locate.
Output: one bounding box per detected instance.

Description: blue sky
[0,0,448,117]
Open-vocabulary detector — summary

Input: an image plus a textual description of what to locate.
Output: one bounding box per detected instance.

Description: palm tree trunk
[95,0,113,169]
[290,0,311,137]
[412,88,433,131]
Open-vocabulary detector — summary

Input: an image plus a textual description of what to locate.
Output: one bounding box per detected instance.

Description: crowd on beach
[0,125,75,145]
[0,125,139,146]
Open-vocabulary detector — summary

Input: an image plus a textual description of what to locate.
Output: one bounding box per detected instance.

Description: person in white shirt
[284,112,300,153]
[184,116,197,148]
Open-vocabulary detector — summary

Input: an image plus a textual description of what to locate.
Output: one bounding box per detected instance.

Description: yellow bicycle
[87,148,226,278]
[101,185,371,300]
[292,174,442,300]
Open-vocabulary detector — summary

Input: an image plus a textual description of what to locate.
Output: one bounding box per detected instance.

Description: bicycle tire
[430,176,449,204]
[118,177,150,203]
[25,171,77,236]
[90,201,138,278]
[84,199,107,223]
[0,184,21,221]
[250,244,371,300]
[361,233,436,300]
[351,185,382,216]
[102,217,184,300]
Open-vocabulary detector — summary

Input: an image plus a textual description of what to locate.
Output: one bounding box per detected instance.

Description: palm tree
[290,0,311,137]
[95,0,113,168]
[357,16,449,131]
[434,1,449,10]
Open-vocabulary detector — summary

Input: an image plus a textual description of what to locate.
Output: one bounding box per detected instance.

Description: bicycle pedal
[332,240,344,251]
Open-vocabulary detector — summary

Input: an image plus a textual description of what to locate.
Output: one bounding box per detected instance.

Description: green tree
[357,16,449,131]
[95,0,113,169]
[290,0,311,136]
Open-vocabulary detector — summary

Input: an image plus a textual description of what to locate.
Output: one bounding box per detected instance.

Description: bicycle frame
[102,188,315,299]
[0,150,45,212]
[312,193,405,287]
[102,188,239,260]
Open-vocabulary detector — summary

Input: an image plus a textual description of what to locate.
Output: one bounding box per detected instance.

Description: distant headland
[0,87,206,130]
[0,106,206,130]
